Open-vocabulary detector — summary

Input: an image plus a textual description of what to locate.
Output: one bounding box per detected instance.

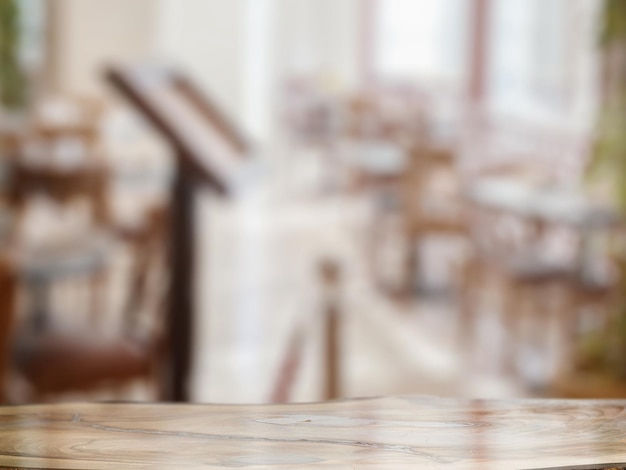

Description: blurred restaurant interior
[1,0,626,405]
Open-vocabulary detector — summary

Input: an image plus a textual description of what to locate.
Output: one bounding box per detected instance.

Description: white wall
[50,0,158,96]
[242,0,276,141]
[48,0,363,141]
[273,0,361,91]
[318,0,361,90]
[156,0,246,128]
[156,0,363,140]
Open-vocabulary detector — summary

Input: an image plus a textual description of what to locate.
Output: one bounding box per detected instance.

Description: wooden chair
[7,157,110,229]
[0,126,21,162]
[398,144,467,296]
[458,199,571,372]
[3,144,112,330]
[2,96,112,240]
[460,199,618,383]
[10,205,168,402]
[342,87,431,144]
[30,95,106,156]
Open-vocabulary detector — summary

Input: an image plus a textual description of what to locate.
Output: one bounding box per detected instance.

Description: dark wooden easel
[107,65,249,401]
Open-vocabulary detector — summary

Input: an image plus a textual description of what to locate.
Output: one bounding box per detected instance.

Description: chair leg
[399,235,419,299]
[458,256,480,354]
[556,286,581,376]
[90,269,107,325]
[502,278,524,377]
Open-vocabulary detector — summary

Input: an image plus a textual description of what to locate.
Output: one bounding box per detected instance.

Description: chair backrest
[404,145,456,204]
[31,95,105,152]
[8,160,110,227]
[2,95,111,233]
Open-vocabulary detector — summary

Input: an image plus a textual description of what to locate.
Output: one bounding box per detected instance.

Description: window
[487,0,600,130]
[19,0,46,71]
[372,0,470,88]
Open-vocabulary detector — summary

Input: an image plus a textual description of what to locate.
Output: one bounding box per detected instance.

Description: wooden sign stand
[107,65,249,401]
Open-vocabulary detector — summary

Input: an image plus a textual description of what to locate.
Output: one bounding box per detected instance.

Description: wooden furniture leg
[321,260,341,400]
[165,166,196,402]
[502,278,524,376]
[0,258,16,404]
[458,255,481,355]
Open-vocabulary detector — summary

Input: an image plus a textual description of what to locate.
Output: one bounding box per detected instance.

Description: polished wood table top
[0,397,625,469]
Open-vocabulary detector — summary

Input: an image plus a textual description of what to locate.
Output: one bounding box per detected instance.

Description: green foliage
[588,92,626,209]
[588,0,626,209]
[600,0,626,45]
[0,0,27,110]
[583,0,626,200]
[583,0,626,377]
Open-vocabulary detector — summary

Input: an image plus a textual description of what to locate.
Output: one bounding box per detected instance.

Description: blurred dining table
[0,396,625,469]
[465,177,620,230]
[464,177,621,276]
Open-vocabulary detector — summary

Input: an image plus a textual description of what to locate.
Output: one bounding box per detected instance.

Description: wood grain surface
[0,397,625,469]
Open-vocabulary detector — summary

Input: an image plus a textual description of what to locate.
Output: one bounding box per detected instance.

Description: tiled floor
[8,139,539,404]
[190,144,529,404]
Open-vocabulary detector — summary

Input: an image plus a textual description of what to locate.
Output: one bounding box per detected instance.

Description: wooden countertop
[0,397,625,469]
